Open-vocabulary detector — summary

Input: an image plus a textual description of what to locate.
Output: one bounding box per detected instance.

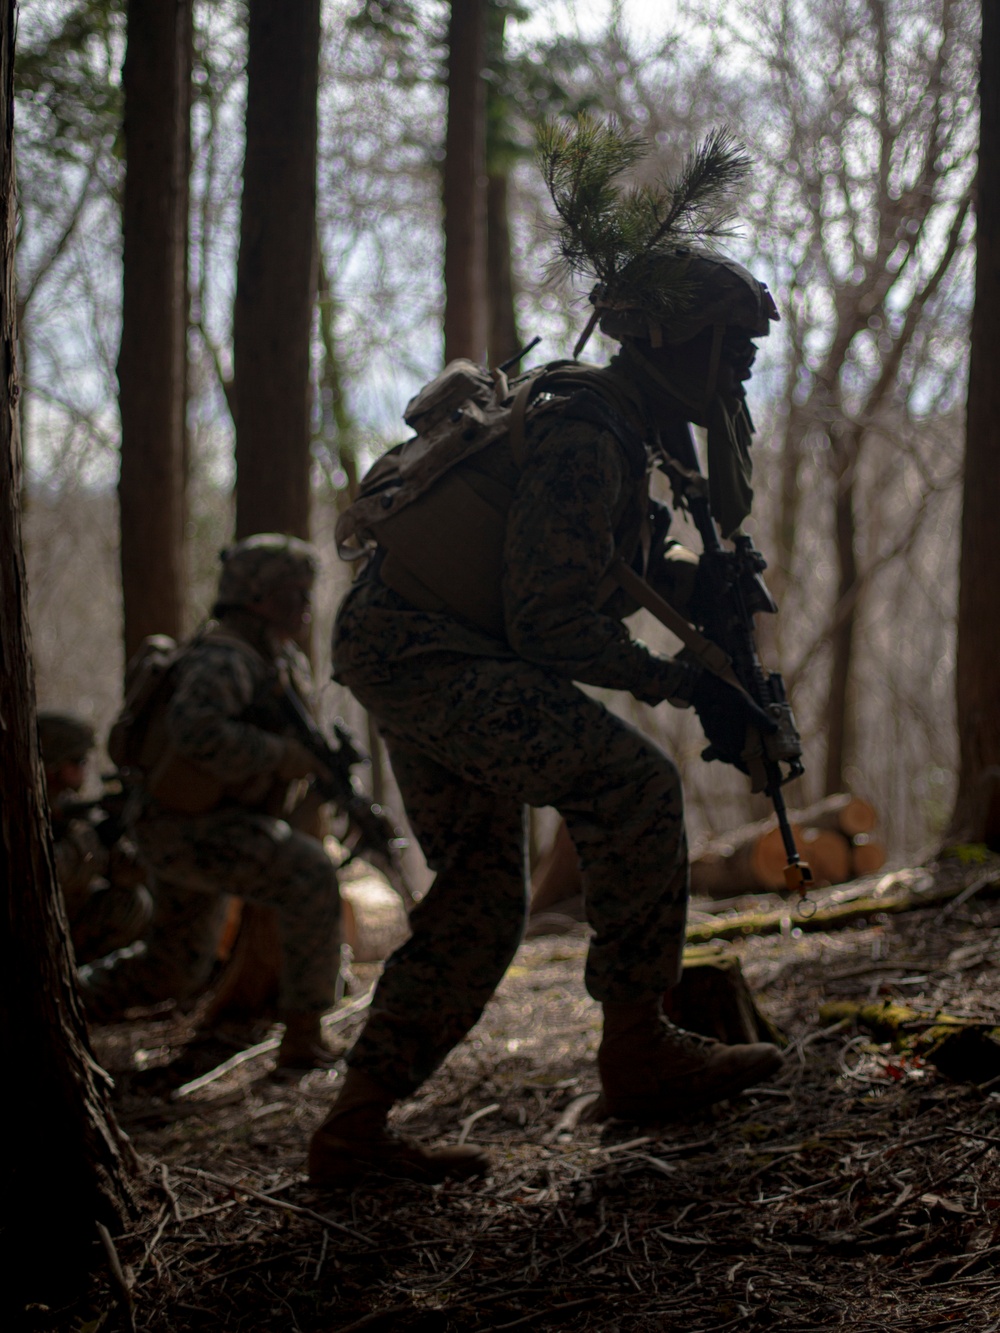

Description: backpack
[107,627,267,812]
[107,634,184,779]
[334,357,649,637]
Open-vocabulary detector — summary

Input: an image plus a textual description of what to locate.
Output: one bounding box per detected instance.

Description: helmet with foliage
[537,117,778,356]
[216,533,319,610]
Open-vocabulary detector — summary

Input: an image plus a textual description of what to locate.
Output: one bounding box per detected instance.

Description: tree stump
[664,950,783,1045]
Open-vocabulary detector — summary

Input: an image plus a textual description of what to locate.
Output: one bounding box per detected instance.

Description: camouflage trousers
[68,881,154,966]
[79,807,341,1021]
[340,650,688,1098]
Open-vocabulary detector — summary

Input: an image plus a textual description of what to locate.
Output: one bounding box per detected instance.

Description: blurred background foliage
[15,0,978,862]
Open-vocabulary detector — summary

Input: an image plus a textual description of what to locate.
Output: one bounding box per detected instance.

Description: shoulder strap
[610,558,756,699]
[508,372,547,469]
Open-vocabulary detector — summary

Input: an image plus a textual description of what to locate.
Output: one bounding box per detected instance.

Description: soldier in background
[39,711,153,964]
[79,535,343,1069]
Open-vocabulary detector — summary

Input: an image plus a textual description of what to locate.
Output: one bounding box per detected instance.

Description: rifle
[274,682,416,909]
[656,421,813,902]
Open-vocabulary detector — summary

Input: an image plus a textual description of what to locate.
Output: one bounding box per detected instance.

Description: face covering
[619,339,756,538]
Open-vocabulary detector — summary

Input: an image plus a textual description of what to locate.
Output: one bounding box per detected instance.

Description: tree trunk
[949,3,1000,848]
[824,430,860,794]
[487,170,519,367]
[233,0,320,541]
[483,6,519,370]
[443,0,488,364]
[117,0,192,660]
[1,1,136,1302]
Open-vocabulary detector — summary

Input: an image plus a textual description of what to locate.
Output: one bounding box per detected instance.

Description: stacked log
[528,793,887,918]
[690,794,885,899]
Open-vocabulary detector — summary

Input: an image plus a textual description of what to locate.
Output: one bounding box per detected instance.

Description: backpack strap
[508,374,544,469]
[610,558,752,697]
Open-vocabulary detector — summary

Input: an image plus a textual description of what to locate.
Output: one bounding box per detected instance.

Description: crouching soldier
[79,534,343,1069]
[308,126,792,1186]
[39,711,153,964]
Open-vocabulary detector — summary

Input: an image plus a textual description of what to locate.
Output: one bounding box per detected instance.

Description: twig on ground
[492,1296,599,1329]
[173,990,374,1098]
[172,1164,371,1243]
[543,1090,600,1143]
[947,1127,1000,1149]
[96,1221,136,1333]
[329,1305,418,1333]
[158,1161,182,1222]
[457,1102,500,1144]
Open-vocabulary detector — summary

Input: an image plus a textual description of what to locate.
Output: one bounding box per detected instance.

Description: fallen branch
[172,1165,371,1243]
[173,989,374,1099]
[685,867,1000,945]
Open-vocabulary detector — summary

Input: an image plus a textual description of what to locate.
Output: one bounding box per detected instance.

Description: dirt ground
[51,863,1000,1332]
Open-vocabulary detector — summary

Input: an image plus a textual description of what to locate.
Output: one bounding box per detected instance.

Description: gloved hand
[689,671,770,774]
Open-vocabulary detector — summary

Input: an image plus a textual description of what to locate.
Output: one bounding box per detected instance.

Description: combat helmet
[37,711,95,768]
[538,117,777,360]
[216,533,319,611]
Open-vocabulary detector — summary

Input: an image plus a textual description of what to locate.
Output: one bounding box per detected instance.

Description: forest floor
[53,859,1000,1332]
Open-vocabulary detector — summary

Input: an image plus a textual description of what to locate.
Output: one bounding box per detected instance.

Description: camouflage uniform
[80,539,341,1022]
[334,361,696,1098]
[38,712,153,965]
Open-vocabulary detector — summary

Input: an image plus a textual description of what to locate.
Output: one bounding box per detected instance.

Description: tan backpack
[334,357,650,637]
[108,628,272,816]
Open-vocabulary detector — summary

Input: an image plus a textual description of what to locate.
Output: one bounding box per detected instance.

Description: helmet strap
[705,321,725,399]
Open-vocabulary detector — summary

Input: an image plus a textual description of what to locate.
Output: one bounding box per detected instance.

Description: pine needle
[537,116,751,323]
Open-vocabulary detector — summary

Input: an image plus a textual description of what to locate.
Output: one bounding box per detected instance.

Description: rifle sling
[609,558,750,699]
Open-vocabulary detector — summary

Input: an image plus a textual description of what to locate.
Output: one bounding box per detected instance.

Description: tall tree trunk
[443,0,487,364]
[233,0,320,541]
[1,1,136,1305]
[949,3,1000,846]
[117,0,192,660]
[824,431,860,794]
[484,4,518,368]
[486,170,519,367]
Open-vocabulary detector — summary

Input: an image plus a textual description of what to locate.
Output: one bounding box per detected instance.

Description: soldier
[39,711,153,965]
[79,534,343,1069]
[308,129,790,1187]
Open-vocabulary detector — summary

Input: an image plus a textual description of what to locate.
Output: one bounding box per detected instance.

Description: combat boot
[277,1012,338,1070]
[308,1069,490,1188]
[598,998,783,1121]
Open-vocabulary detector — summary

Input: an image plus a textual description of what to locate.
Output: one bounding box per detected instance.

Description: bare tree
[950,0,1000,846]
[233,0,320,541]
[1,1,135,1306]
[118,0,193,658]
[688,0,977,795]
[443,0,488,363]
